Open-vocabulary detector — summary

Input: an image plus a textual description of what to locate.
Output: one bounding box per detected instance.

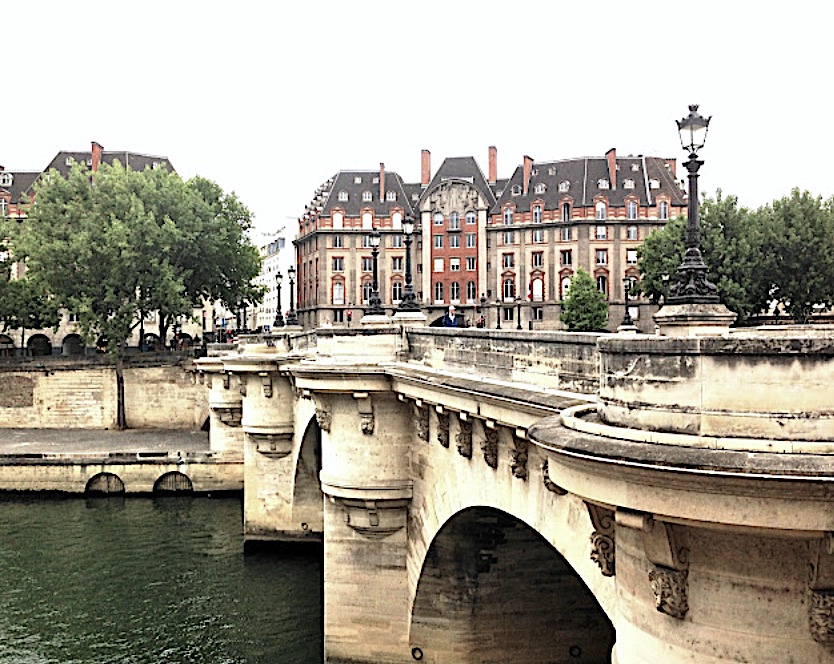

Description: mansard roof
[491,154,685,214]
[419,156,497,209]
[320,169,414,217]
[0,171,39,204]
[43,151,175,178]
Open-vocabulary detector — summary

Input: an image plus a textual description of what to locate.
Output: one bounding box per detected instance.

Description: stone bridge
[197,324,834,664]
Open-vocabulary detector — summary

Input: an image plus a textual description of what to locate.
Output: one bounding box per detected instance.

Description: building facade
[295,147,686,331]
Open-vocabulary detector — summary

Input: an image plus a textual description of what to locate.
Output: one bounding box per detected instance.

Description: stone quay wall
[0,355,206,429]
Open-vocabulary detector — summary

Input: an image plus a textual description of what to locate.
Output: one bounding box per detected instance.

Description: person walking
[442,306,458,328]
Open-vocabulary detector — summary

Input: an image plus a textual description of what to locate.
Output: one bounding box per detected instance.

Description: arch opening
[292,415,324,538]
[153,471,194,494]
[410,507,614,663]
[27,334,52,357]
[85,472,125,495]
[62,333,84,356]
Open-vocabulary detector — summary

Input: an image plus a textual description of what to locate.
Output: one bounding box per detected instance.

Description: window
[392,212,402,229]
[338,191,348,202]
[503,230,515,245]
[467,281,477,302]
[450,281,460,302]
[503,208,514,225]
[534,183,546,194]
[434,235,444,249]
[560,276,571,299]
[362,281,373,304]
[466,256,477,271]
[466,233,477,248]
[560,250,572,266]
[598,179,609,189]
[386,190,397,201]
[532,306,543,321]
[503,278,515,301]
[561,202,571,222]
[449,212,460,229]
[334,310,345,323]
[627,249,638,265]
[333,257,344,272]
[450,258,460,272]
[354,176,362,184]
[433,258,444,272]
[362,235,373,248]
[511,184,521,196]
[392,256,404,271]
[559,180,570,192]
[333,281,345,305]
[659,201,669,220]
[434,212,444,226]
[627,201,637,220]
[332,234,343,248]
[595,202,607,220]
[623,179,635,189]
[449,235,460,248]
[532,228,544,243]
[531,277,544,302]
[466,211,476,225]
[596,249,608,265]
[627,225,638,240]
[503,253,514,268]
[533,205,542,223]
[391,234,403,248]
[649,178,660,189]
[333,211,344,228]
[596,275,608,297]
[595,225,607,240]
[503,307,514,322]
[362,191,372,202]
[532,251,544,268]
[561,226,571,242]
[362,212,373,229]
[434,282,444,303]
[392,281,403,302]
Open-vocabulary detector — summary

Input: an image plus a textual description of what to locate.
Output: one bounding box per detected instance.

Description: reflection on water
[0,495,322,663]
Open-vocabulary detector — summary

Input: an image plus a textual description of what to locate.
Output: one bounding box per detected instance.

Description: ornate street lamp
[496,295,502,330]
[515,295,522,330]
[273,271,285,328]
[366,227,385,316]
[621,277,634,327]
[285,266,299,326]
[667,104,719,304]
[397,217,420,312]
[480,293,487,328]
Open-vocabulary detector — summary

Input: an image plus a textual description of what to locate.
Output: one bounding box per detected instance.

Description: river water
[0,495,322,663]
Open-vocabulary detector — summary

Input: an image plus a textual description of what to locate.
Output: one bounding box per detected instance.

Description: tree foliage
[560,268,608,332]
[637,189,834,324]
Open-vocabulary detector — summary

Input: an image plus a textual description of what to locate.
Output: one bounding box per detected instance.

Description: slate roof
[418,156,497,209]
[319,169,415,217]
[0,171,39,204]
[43,151,175,178]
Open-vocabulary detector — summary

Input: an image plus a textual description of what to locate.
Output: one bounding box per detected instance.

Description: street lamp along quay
[285,266,299,326]
[397,217,420,312]
[365,227,385,316]
[621,277,634,327]
[273,271,284,328]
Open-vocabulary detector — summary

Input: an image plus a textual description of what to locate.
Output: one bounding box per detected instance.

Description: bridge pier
[201,358,244,454]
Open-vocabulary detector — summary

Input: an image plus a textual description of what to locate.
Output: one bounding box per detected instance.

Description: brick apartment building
[294,147,686,331]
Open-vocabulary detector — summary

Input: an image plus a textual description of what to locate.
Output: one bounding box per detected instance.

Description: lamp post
[515,296,522,330]
[480,294,487,328]
[285,266,299,326]
[366,227,385,316]
[621,277,634,327]
[397,217,420,312]
[273,271,285,328]
[661,273,670,305]
[496,295,502,330]
[667,104,719,304]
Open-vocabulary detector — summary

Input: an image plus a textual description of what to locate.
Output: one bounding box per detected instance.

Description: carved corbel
[436,408,450,448]
[213,406,242,428]
[222,372,230,390]
[481,421,498,469]
[586,503,616,577]
[354,392,374,436]
[337,498,409,539]
[456,418,472,458]
[541,459,567,495]
[249,431,293,458]
[511,429,528,480]
[259,372,273,398]
[809,534,834,643]
[414,402,429,442]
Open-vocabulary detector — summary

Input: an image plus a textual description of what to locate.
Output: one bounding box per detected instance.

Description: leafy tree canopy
[560,268,608,332]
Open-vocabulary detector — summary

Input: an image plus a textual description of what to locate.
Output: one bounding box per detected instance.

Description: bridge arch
[85,472,125,494]
[409,506,614,663]
[153,471,194,493]
[27,334,52,356]
[292,413,323,536]
[62,333,84,356]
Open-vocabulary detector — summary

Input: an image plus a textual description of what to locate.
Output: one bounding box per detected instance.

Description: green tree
[560,268,608,331]
[0,277,61,342]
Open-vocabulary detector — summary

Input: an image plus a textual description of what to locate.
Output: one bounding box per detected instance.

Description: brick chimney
[421,149,431,187]
[522,155,533,196]
[91,142,103,172]
[488,146,497,184]
[606,148,617,190]
[665,158,677,179]
[379,163,385,202]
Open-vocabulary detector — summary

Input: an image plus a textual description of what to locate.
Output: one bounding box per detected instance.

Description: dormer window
[373,177,379,184]
[623,179,635,189]
[534,183,546,194]
[631,163,639,172]
[548,166,557,176]
[354,176,362,184]
[362,191,372,202]
[532,205,542,223]
[511,184,522,196]
[503,207,514,225]
[659,201,669,220]
[386,190,396,201]
[338,191,348,202]
[0,173,12,187]
[595,201,607,220]
[411,193,419,201]
[559,180,570,193]
[649,179,660,189]
[598,179,609,190]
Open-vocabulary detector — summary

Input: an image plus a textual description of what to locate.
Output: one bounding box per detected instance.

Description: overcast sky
[3,2,831,240]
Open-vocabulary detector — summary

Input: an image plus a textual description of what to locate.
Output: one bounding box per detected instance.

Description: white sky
[3,2,831,239]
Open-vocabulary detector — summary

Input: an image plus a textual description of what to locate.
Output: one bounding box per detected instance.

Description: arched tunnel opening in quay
[410,506,615,664]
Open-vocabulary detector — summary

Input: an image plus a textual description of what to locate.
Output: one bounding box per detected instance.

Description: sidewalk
[0,429,209,455]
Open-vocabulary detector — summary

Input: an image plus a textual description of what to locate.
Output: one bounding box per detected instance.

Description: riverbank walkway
[0,428,209,455]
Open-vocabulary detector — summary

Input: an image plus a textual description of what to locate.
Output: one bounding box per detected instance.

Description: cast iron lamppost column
[480,294,487,328]
[273,271,285,328]
[397,217,420,312]
[667,104,719,304]
[286,266,299,326]
[496,293,502,330]
[621,277,634,326]
[515,295,522,330]
[366,227,385,315]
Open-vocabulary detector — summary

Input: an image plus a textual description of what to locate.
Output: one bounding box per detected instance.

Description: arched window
[333,281,345,305]
[559,180,570,193]
[392,281,403,303]
[362,281,372,304]
[503,278,515,301]
[392,211,402,229]
[434,281,444,303]
[362,191,372,202]
[449,212,460,229]
[595,201,607,220]
[386,190,397,201]
[434,212,444,226]
[561,202,571,222]
[627,201,637,220]
[560,276,571,299]
[450,281,460,302]
[466,211,476,225]
[332,211,344,229]
[534,183,546,194]
[362,212,373,229]
[659,201,669,220]
[533,205,542,223]
[338,191,348,202]
[466,281,477,302]
[531,278,544,302]
[596,274,608,298]
[503,207,514,225]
